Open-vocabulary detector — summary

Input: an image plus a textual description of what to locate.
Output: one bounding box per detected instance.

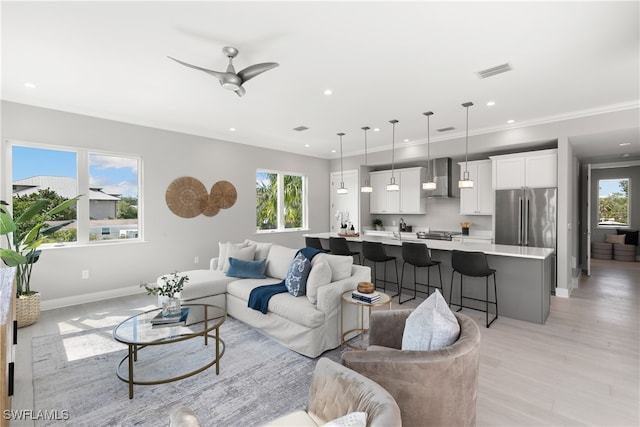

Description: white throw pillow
[223,243,257,273]
[265,244,298,280]
[401,289,460,351]
[306,262,333,304]
[244,239,273,261]
[321,412,367,427]
[312,253,352,282]
[217,241,250,271]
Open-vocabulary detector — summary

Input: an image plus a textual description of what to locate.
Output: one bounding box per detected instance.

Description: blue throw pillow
[285,252,312,297]
[226,257,267,279]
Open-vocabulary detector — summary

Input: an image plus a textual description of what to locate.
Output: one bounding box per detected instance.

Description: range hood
[424,157,453,198]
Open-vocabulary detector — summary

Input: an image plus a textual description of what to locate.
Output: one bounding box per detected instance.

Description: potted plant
[0,196,81,327]
[372,218,384,231]
[141,271,189,318]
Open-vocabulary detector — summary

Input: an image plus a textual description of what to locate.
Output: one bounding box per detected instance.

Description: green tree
[284,175,302,228]
[256,172,278,229]
[13,189,77,243]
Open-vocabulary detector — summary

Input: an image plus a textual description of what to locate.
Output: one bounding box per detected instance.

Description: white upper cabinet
[458,160,493,215]
[491,149,557,189]
[369,167,426,214]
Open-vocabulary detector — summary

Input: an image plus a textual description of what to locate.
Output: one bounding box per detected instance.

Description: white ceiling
[2,1,639,162]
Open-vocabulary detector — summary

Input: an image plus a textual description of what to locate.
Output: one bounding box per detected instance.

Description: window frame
[255,168,308,233]
[6,139,143,247]
[596,177,630,229]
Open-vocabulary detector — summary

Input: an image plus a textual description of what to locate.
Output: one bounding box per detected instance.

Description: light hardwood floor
[10,258,640,426]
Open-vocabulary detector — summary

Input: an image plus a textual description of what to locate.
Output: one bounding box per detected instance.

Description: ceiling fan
[168,46,278,97]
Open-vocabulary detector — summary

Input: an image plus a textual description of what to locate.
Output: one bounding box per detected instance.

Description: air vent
[293,126,309,132]
[475,62,513,79]
[437,127,455,132]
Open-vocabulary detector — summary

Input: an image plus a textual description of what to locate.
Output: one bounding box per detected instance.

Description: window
[256,170,306,231]
[598,178,629,227]
[10,142,140,245]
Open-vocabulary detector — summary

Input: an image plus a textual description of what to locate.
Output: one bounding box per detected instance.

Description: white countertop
[305,232,555,260]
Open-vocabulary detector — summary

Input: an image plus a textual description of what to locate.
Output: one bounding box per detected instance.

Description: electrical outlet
[194,256,199,264]
[81,270,89,279]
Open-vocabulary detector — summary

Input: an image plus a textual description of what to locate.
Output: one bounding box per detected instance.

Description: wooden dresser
[0,268,16,427]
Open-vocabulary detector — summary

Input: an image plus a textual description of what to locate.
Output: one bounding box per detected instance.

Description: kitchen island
[306,232,555,324]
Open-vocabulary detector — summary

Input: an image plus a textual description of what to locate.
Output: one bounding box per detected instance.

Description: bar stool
[329,237,361,264]
[450,250,498,328]
[305,237,327,252]
[362,241,399,297]
[399,242,443,304]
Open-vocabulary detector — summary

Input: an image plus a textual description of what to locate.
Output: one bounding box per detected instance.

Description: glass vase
[162,295,181,318]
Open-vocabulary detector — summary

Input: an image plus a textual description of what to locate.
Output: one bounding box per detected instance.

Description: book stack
[351,290,380,304]
[151,307,190,328]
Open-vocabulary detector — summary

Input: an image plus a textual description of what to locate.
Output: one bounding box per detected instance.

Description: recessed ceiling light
[507,119,515,124]
[24,82,36,89]
[403,139,409,142]
[331,149,336,153]
[304,144,310,148]
[324,89,332,95]
[622,153,630,157]
[487,101,495,106]
[619,142,631,146]
[229,127,236,131]
[373,128,380,132]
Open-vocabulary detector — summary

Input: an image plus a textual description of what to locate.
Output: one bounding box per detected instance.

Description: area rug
[31,318,346,426]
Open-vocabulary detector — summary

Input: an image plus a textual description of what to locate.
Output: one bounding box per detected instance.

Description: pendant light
[337,132,348,194]
[387,120,400,191]
[422,111,436,190]
[360,126,373,193]
[458,102,474,189]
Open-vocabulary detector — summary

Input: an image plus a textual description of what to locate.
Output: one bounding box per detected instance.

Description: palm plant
[0,196,81,296]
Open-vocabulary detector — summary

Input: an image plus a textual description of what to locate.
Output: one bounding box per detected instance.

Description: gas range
[415,231,462,241]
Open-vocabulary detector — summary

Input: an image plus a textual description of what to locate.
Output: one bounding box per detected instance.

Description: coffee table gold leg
[215,326,220,375]
[128,345,134,399]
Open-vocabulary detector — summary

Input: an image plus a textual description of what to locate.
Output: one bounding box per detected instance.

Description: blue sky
[598,178,626,197]
[12,146,139,197]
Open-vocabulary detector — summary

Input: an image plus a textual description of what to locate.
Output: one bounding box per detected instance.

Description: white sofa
[167,240,371,358]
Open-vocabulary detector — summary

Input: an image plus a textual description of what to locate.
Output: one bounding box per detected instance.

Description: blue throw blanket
[248,247,323,314]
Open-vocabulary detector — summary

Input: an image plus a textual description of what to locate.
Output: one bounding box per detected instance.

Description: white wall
[1,101,330,308]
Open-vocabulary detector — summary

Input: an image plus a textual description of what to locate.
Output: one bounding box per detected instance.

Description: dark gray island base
[307,233,554,324]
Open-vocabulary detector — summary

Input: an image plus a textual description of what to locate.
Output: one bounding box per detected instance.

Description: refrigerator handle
[518,197,523,245]
[524,199,530,246]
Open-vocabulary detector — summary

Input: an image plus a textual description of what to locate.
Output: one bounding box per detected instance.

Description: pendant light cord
[339,133,344,183]
[465,105,469,174]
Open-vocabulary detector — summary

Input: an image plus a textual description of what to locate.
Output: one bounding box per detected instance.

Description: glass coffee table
[113,303,226,398]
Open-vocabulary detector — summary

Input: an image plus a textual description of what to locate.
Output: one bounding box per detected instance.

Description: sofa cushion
[401,289,460,351]
[604,234,625,244]
[285,252,312,297]
[227,279,325,328]
[266,244,298,280]
[245,239,274,261]
[617,228,639,246]
[177,269,235,301]
[312,253,353,282]
[306,262,332,305]
[226,257,267,279]
[223,243,257,273]
[218,241,251,271]
[321,412,367,427]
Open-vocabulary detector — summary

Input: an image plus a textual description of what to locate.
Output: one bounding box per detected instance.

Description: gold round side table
[340,290,392,350]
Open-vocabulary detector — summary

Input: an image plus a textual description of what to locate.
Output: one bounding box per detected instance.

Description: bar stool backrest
[362,241,390,262]
[329,237,351,255]
[451,250,493,277]
[305,237,324,251]
[401,242,434,267]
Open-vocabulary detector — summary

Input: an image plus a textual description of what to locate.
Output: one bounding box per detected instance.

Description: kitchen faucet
[399,218,406,232]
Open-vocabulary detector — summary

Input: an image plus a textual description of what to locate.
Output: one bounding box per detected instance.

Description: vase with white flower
[142,271,189,318]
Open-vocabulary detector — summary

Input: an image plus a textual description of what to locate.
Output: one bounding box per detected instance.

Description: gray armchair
[342,310,481,427]
[266,357,401,427]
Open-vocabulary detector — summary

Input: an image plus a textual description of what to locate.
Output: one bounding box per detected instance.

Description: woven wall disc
[202,198,221,217]
[210,180,237,209]
[165,177,208,218]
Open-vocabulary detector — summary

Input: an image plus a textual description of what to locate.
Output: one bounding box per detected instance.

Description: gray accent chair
[342,311,481,427]
[265,357,402,427]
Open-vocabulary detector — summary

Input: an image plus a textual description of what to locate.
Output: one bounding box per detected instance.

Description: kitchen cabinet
[370,167,426,214]
[491,149,557,189]
[330,169,359,232]
[458,160,493,215]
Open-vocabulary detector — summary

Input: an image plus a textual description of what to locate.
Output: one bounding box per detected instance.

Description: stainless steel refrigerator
[494,187,557,288]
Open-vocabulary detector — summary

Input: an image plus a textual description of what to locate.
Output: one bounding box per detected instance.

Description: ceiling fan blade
[238,62,279,83]
[235,86,246,97]
[167,56,225,80]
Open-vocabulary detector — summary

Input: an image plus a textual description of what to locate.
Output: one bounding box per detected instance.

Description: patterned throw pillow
[284,252,312,297]
[401,289,460,351]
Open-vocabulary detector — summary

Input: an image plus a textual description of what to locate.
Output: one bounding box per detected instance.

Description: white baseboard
[555,287,571,298]
[40,285,145,311]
